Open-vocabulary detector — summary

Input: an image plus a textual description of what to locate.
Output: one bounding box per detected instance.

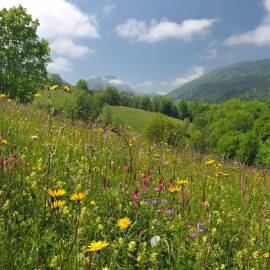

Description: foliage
[0,6,50,103]
[1,97,270,269]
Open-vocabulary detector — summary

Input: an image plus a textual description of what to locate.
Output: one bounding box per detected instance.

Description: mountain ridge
[167,58,270,103]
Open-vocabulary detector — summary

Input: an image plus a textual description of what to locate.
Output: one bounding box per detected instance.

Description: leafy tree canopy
[0,5,50,103]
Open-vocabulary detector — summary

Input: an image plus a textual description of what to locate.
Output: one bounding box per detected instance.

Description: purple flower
[189,231,198,238]
[164,209,173,214]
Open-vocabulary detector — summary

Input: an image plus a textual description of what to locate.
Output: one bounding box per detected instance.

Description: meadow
[100,106,182,133]
[1,95,270,270]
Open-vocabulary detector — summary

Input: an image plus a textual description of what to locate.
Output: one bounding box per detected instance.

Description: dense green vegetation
[1,97,270,269]
[0,6,50,103]
[168,59,270,103]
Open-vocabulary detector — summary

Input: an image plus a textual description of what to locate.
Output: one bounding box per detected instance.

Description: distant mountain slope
[168,59,270,103]
[87,76,134,92]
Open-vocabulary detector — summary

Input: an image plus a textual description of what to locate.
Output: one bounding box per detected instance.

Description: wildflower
[150,236,161,247]
[123,164,129,173]
[118,217,131,230]
[63,85,71,93]
[51,200,65,209]
[0,93,6,99]
[216,172,230,177]
[155,179,164,193]
[153,153,160,158]
[1,139,8,145]
[263,251,270,258]
[86,240,109,252]
[50,85,59,91]
[35,92,42,98]
[189,230,198,238]
[133,187,139,207]
[175,179,188,185]
[205,159,215,165]
[48,188,66,198]
[128,241,136,253]
[70,192,85,201]
[168,186,181,193]
[150,252,158,264]
[90,200,96,206]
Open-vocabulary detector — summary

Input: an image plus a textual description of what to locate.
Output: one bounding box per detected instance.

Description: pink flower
[133,187,139,208]
[155,179,164,193]
[123,164,129,173]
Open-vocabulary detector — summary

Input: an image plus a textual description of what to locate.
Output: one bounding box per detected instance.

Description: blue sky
[1,0,270,93]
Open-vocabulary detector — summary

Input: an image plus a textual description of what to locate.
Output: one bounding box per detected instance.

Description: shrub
[145,115,185,146]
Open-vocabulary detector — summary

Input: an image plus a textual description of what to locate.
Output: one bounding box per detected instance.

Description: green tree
[0,6,50,102]
[76,79,89,92]
[103,87,121,105]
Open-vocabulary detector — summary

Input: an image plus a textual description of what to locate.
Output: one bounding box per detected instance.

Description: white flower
[150,235,161,247]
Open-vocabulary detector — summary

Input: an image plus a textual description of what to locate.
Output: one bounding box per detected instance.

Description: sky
[1,0,270,93]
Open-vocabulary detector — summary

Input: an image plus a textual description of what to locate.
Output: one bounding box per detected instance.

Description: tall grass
[0,96,270,269]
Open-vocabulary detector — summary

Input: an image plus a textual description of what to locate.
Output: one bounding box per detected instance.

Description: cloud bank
[116,18,217,42]
[226,0,270,46]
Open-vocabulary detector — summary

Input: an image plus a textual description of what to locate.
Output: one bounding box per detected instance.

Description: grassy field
[1,96,270,269]
[102,105,182,132]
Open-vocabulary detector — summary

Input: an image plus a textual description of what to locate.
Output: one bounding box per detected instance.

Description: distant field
[103,106,182,132]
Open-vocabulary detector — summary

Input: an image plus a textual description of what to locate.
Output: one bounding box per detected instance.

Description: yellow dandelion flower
[175,179,188,185]
[70,192,85,201]
[86,240,109,252]
[50,85,59,91]
[205,159,215,165]
[1,139,8,145]
[51,200,65,209]
[168,186,181,193]
[263,251,270,258]
[118,217,131,230]
[35,92,42,98]
[48,188,66,198]
[63,85,71,93]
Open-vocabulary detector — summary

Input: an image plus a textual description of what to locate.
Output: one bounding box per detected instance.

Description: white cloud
[225,0,270,46]
[166,66,205,88]
[51,37,93,58]
[139,81,154,87]
[0,0,99,73]
[108,78,126,85]
[116,18,217,42]
[47,57,72,73]
[0,0,99,39]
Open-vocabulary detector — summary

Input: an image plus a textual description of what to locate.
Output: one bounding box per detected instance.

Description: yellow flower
[0,93,7,99]
[1,139,8,145]
[51,200,65,209]
[118,217,131,230]
[205,159,215,165]
[70,192,85,201]
[90,200,96,206]
[35,92,42,98]
[63,85,71,93]
[168,186,181,193]
[175,179,188,185]
[263,251,270,258]
[86,240,109,252]
[216,172,230,177]
[50,85,59,91]
[48,188,66,198]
